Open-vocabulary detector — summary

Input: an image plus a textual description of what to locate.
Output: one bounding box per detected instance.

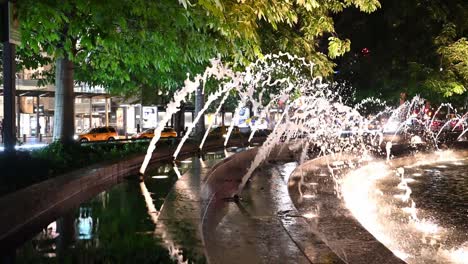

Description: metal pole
[89,97,92,128]
[123,106,127,138]
[36,95,40,138]
[16,92,20,138]
[105,97,109,127]
[2,41,16,152]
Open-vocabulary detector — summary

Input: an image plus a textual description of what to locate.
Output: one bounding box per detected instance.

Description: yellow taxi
[78,126,118,142]
[132,127,177,139]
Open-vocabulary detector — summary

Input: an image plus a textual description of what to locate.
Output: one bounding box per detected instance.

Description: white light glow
[303,212,318,219]
[445,247,468,264]
[412,220,439,234]
[341,153,468,264]
[152,175,168,179]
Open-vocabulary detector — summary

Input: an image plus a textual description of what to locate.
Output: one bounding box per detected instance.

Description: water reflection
[16,150,231,263]
[76,208,93,240]
[404,159,468,239]
[342,156,468,264]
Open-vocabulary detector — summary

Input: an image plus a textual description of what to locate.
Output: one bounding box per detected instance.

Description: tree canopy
[334,0,468,105]
[17,0,228,98]
[16,0,381,98]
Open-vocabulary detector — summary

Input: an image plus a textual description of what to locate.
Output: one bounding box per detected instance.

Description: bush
[0,141,151,197]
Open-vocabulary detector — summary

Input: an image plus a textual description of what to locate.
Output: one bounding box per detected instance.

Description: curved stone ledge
[0,137,263,251]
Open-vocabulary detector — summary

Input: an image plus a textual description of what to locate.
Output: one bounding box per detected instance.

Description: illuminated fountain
[139,53,467,263]
[339,150,468,263]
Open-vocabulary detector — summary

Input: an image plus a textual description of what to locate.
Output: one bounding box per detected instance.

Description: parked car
[132,127,177,139]
[208,126,241,138]
[78,126,118,142]
[254,128,272,137]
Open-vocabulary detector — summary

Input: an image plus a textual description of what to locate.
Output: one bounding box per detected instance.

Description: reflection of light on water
[331,160,344,166]
[152,175,168,179]
[412,220,439,234]
[139,181,188,263]
[303,212,317,219]
[139,181,160,222]
[342,152,468,263]
[404,178,417,183]
[452,161,463,166]
[181,159,192,164]
[374,189,384,196]
[436,165,448,168]
[341,162,396,254]
[393,250,410,260]
[46,221,59,239]
[444,246,468,264]
[280,162,298,182]
[402,207,416,215]
[173,162,182,179]
[302,194,316,199]
[199,157,206,168]
[77,211,93,240]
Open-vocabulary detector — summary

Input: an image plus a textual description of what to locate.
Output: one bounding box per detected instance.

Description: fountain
[139,52,467,263]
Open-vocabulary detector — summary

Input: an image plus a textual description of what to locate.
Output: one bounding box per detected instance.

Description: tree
[17,0,382,144]
[334,0,468,106]
[184,0,381,74]
[17,0,228,143]
[180,0,381,138]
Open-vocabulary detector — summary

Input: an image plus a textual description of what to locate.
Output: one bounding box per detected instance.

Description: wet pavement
[202,162,343,264]
[197,148,343,264]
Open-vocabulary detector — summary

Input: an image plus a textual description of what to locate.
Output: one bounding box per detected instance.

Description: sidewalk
[0,136,52,151]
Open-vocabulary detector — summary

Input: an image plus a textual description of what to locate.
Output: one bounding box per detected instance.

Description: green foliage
[438,38,468,85]
[16,0,226,97]
[328,37,351,59]
[31,142,95,174]
[335,0,468,104]
[15,0,381,113]
[29,140,169,176]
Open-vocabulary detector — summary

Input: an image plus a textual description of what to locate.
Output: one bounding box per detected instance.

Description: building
[1,67,239,142]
